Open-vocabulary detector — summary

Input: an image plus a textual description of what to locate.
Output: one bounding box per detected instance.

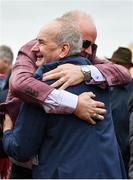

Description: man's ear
[59,43,70,58]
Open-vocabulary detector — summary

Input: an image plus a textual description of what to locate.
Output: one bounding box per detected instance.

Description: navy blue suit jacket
[3,56,126,178]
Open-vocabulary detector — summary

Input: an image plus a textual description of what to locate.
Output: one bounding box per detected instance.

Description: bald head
[61,10,97,42]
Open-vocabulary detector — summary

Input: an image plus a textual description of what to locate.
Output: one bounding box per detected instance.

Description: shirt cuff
[86,65,105,82]
[43,89,78,114]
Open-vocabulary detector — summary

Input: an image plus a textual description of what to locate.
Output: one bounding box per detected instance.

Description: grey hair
[61,10,94,25]
[50,19,83,56]
[0,45,13,63]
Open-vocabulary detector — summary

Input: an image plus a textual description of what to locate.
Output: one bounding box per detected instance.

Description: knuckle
[64,75,69,80]
[57,67,62,71]
[68,79,73,84]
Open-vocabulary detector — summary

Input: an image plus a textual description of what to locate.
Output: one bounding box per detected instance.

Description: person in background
[0,45,13,179]
[0,45,13,90]
[110,47,133,176]
[0,10,131,179]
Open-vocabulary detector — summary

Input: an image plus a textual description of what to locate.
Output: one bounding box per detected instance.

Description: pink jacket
[93,57,131,86]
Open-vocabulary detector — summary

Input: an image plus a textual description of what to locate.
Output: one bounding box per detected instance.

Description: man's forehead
[37,30,49,41]
[37,26,54,40]
[38,20,61,38]
[40,21,60,33]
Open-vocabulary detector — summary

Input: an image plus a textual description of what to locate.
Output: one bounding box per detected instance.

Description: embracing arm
[43,57,131,89]
[93,57,132,86]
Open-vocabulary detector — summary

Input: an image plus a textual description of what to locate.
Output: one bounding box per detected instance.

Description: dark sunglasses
[82,40,97,52]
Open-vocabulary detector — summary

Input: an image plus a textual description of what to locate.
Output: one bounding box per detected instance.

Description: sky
[0,0,133,63]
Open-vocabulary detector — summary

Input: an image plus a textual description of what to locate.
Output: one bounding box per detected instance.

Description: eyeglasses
[82,40,97,52]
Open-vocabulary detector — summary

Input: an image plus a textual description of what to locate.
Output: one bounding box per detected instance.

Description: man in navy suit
[2,18,126,178]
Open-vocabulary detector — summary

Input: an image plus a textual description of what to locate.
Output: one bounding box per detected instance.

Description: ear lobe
[59,43,70,58]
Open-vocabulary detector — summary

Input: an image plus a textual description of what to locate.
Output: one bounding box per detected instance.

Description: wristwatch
[81,65,92,81]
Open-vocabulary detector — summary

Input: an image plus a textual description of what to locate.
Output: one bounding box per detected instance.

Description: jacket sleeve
[93,57,132,86]
[9,40,54,106]
[2,103,47,162]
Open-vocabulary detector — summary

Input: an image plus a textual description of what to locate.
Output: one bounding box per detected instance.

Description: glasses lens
[82,40,91,49]
[83,40,97,51]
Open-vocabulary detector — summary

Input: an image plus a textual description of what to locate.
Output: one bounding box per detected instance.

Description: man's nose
[31,43,39,52]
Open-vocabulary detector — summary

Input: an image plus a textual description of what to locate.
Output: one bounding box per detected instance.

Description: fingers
[95,114,104,120]
[75,112,96,125]
[95,101,105,108]
[50,77,73,89]
[92,113,104,121]
[86,117,96,125]
[91,106,106,121]
[43,64,75,78]
[50,77,66,88]
[43,65,66,81]
[58,81,71,90]
[43,64,84,88]
[80,92,96,99]
[87,92,96,98]
[44,68,59,76]
[95,107,106,116]
[91,101,106,121]
[43,72,61,81]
